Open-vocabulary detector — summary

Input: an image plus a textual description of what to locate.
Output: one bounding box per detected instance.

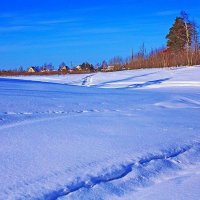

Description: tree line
[123,11,200,70]
[0,11,199,76]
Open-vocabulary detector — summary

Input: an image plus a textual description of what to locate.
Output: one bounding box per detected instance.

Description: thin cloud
[0,17,80,33]
[36,18,81,25]
[155,10,179,16]
[0,25,52,33]
[80,28,121,34]
[0,25,28,32]
[0,38,119,52]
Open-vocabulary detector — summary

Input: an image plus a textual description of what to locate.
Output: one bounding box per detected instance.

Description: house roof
[59,66,69,71]
[28,67,40,72]
[61,66,69,69]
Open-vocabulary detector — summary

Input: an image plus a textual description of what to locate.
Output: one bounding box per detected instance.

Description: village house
[75,65,82,71]
[69,69,74,73]
[40,68,50,73]
[101,65,115,72]
[59,65,69,72]
[27,66,39,73]
[107,65,115,71]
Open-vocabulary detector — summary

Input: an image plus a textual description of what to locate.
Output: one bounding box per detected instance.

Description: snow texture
[0,66,200,200]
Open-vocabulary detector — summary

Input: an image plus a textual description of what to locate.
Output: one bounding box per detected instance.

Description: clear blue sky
[0,0,200,69]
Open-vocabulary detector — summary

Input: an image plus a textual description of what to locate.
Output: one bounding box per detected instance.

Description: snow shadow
[128,78,171,88]
[93,72,159,87]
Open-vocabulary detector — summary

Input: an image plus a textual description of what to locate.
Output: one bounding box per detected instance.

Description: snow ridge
[43,141,200,200]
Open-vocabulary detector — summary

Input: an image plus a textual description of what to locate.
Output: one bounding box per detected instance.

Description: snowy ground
[0,66,200,200]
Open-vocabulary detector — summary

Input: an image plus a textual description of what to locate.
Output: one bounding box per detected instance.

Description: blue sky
[0,0,200,69]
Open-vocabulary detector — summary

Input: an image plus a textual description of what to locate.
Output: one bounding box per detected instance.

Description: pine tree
[166,12,193,52]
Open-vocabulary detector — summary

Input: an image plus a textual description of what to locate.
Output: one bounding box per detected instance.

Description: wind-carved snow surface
[43,142,200,200]
[0,66,200,200]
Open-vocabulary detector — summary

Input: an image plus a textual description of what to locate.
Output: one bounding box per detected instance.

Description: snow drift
[0,66,200,200]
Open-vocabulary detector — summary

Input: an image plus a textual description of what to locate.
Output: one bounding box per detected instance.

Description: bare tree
[180,11,192,65]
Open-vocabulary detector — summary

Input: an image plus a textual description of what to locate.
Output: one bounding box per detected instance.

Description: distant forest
[1,11,200,76]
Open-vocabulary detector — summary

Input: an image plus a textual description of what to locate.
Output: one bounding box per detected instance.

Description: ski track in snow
[42,141,200,200]
[81,75,94,86]
[0,109,121,130]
